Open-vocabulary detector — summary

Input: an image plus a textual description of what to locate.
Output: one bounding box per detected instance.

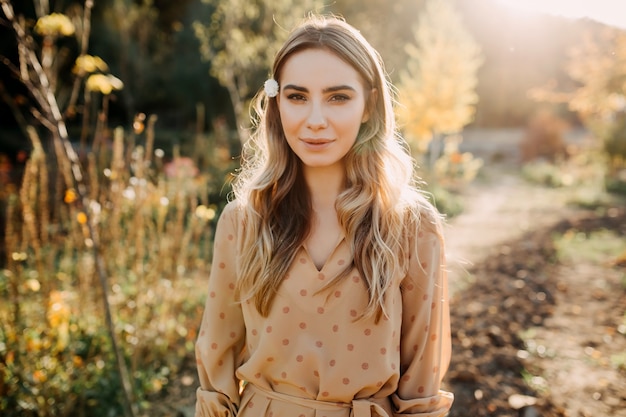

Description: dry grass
[0,120,233,416]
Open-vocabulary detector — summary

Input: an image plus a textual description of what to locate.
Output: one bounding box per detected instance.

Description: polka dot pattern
[194,202,453,417]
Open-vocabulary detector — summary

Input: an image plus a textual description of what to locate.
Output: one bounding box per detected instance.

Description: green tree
[396,0,482,158]
[192,0,323,144]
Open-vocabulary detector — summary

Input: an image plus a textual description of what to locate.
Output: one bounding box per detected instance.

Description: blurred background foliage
[0,0,625,416]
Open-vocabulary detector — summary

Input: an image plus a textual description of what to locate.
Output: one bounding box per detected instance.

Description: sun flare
[496,0,626,29]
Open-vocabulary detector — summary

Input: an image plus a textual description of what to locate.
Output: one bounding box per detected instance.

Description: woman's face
[277,48,370,172]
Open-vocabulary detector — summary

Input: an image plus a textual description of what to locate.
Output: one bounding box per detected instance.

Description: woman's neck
[302,164,345,211]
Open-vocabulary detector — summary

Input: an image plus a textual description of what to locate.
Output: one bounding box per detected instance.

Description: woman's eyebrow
[324,85,357,93]
[282,84,308,92]
[282,84,357,93]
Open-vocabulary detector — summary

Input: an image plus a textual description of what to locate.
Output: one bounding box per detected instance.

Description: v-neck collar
[302,232,346,272]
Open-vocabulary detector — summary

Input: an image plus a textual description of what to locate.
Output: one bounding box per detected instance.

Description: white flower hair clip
[264,79,279,98]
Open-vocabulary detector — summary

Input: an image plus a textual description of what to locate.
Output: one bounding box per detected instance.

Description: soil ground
[442,161,626,417]
[159,143,626,417]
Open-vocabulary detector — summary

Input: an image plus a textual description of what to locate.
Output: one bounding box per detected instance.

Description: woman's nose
[306,102,328,129]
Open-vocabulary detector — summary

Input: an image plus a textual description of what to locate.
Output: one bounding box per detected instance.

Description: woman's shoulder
[216,199,245,226]
[221,199,241,214]
[404,192,445,239]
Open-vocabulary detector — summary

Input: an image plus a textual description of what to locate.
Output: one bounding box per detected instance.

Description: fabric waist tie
[245,383,391,417]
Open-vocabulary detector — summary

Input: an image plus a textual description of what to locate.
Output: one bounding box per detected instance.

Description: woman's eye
[330,94,350,102]
[287,94,306,101]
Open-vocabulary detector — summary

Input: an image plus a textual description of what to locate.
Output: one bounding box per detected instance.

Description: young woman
[195,15,454,417]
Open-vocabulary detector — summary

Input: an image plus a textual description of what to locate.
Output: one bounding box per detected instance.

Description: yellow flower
[33,369,47,383]
[151,377,164,393]
[64,189,78,204]
[73,356,84,368]
[26,336,43,352]
[76,212,88,224]
[73,55,109,74]
[133,113,146,134]
[48,290,71,327]
[47,290,72,352]
[34,13,75,37]
[86,74,124,95]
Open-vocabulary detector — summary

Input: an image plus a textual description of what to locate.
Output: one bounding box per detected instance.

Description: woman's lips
[301,138,333,149]
[301,138,332,143]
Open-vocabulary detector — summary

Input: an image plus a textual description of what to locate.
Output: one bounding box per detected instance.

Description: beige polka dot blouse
[195,202,454,417]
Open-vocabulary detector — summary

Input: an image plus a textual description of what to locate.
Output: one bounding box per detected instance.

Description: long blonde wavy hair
[232,15,441,321]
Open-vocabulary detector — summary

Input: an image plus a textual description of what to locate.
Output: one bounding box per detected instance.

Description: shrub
[432,135,483,191]
[604,112,626,195]
[0,124,233,416]
[519,110,569,163]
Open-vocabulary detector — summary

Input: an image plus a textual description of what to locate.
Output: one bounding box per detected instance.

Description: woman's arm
[392,213,454,417]
[195,203,246,417]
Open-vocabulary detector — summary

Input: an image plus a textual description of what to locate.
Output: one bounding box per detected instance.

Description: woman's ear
[362,88,378,123]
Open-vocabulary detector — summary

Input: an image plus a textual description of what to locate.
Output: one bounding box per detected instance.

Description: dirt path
[444,164,573,294]
[522,214,626,417]
[443,164,626,416]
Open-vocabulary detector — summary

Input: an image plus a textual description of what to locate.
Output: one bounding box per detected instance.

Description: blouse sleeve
[391,212,454,417]
[195,202,246,417]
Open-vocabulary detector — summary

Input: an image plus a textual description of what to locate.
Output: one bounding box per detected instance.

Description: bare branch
[0,2,139,416]
[30,106,56,132]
